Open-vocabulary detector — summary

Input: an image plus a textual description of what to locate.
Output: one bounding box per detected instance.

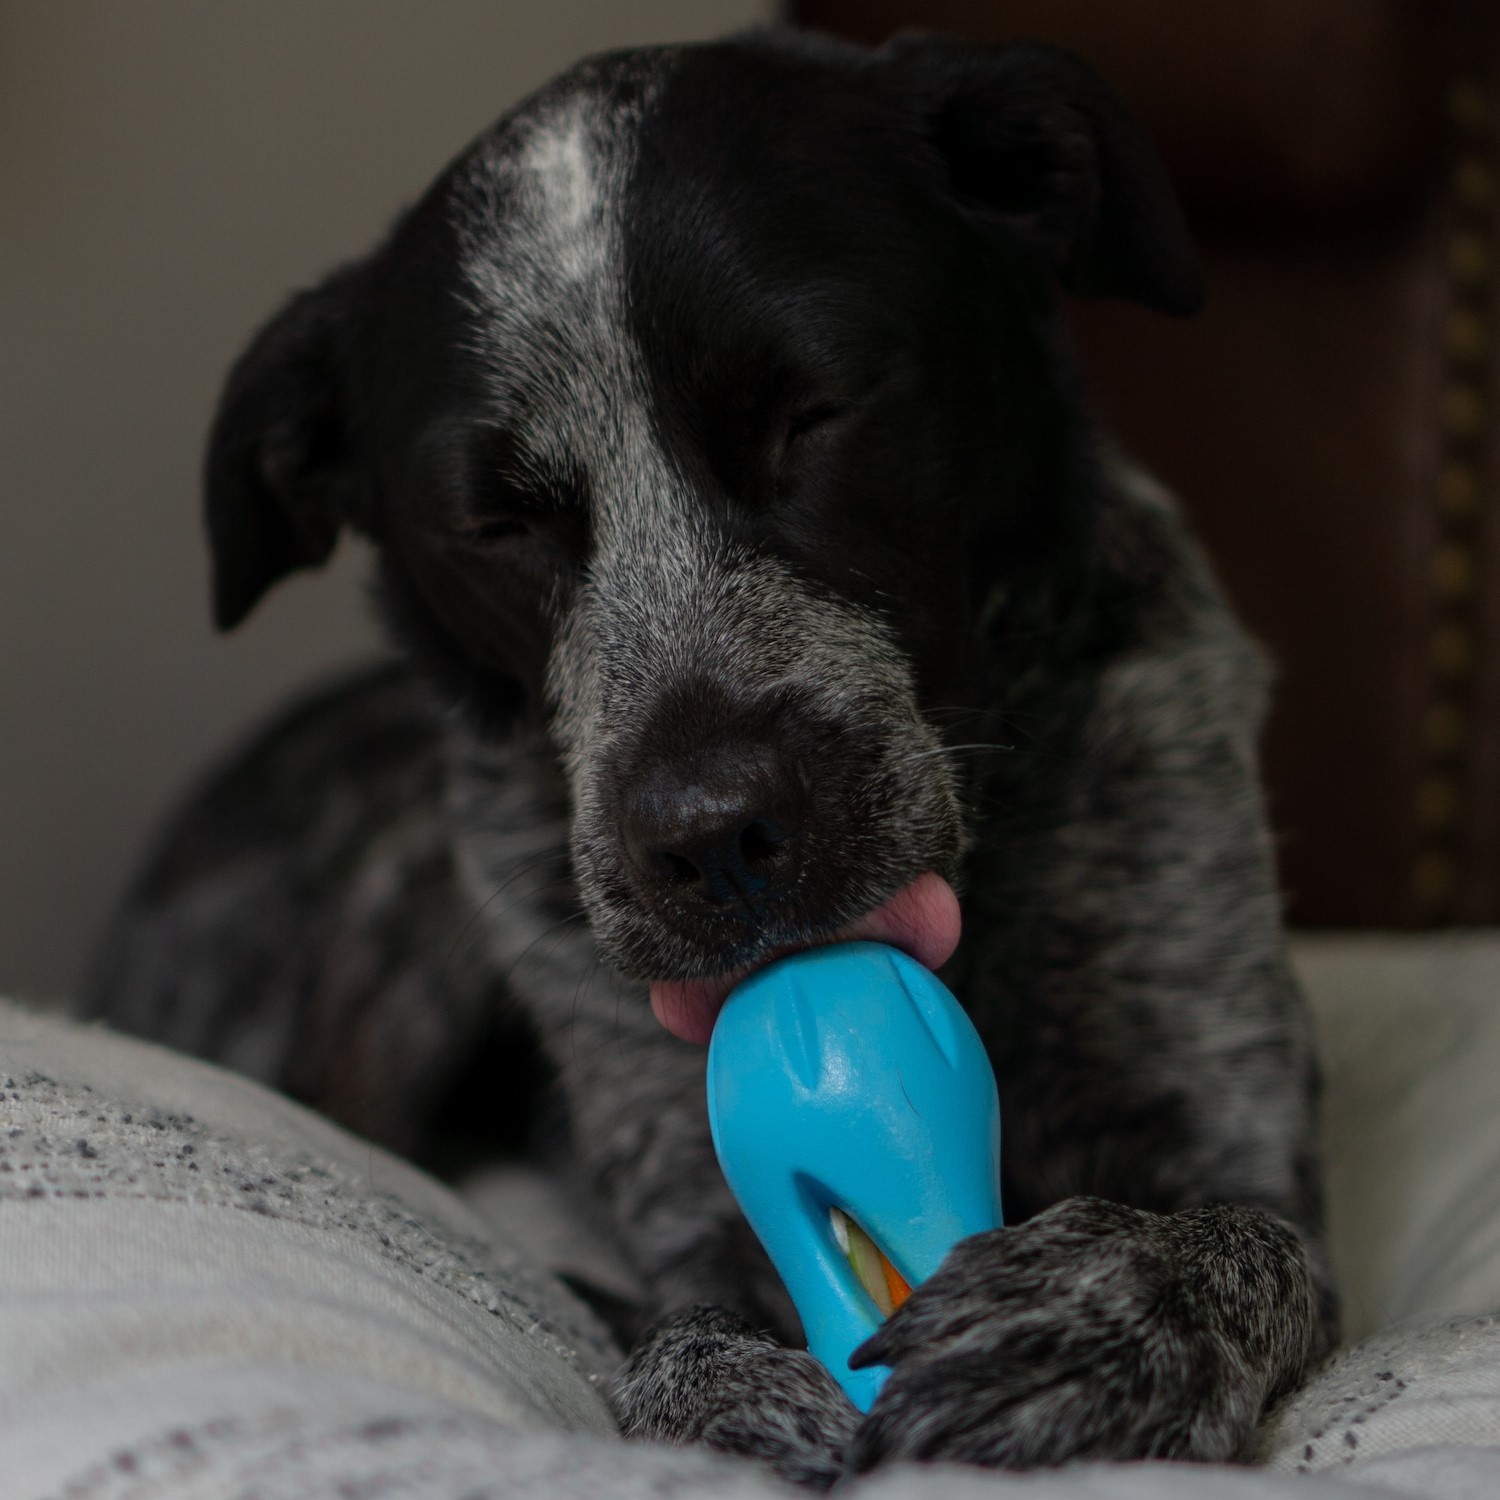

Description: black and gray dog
[83,28,1336,1488]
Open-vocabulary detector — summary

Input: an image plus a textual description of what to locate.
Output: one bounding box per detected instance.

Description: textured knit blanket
[2,932,1499,1497]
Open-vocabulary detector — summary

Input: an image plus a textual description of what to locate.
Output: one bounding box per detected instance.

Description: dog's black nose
[621,744,807,910]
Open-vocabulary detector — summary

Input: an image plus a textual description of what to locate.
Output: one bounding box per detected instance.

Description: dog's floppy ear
[204,260,371,630]
[885,36,1203,315]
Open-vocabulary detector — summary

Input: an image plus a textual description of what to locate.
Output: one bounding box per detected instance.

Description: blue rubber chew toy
[706,941,1003,1412]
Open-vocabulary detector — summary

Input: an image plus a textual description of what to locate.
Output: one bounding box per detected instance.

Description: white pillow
[0,997,617,1498]
[1291,933,1500,1341]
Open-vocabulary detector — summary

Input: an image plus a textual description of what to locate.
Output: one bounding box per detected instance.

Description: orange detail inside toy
[830,1206,911,1317]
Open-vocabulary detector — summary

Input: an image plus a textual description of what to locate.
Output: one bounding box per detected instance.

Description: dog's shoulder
[76,661,525,1151]
[133,660,452,889]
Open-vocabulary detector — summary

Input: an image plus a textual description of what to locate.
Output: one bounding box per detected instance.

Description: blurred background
[2,1,1496,1000]
[791,0,1500,935]
[0,0,770,999]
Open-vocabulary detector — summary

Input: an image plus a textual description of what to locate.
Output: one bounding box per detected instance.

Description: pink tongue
[648,870,961,1045]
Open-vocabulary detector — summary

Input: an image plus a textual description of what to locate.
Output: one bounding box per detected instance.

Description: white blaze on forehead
[525,115,593,214]
[456,92,679,533]
[453,90,617,289]
[516,108,606,285]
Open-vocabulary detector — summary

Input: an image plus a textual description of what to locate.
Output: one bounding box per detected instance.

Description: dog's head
[204,31,1199,1038]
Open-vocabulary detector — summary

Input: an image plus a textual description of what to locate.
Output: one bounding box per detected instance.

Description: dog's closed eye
[784,402,848,447]
[454,497,589,569]
[774,402,851,493]
[461,513,532,545]
[448,428,588,554]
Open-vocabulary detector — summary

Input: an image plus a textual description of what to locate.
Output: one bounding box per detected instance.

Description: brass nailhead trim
[1450,81,1488,132]
[1431,623,1474,679]
[1450,232,1490,285]
[1416,776,1461,831]
[1458,158,1496,207]
[1413,851,1457,908]
[1443,383,1487,435]
[1418,74,1494,919]
[1438,460,1481,515]
[1446,307,1489,361]
[1423,701,1467,756]
[1431,542,1476,599]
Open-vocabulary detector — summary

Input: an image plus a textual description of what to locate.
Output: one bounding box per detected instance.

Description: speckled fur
[83,29,1336,1489]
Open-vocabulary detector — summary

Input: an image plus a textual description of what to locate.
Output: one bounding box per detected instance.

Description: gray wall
[0,0,771,1001]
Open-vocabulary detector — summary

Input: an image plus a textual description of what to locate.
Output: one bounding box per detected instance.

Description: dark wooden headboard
[793,1,1499,927]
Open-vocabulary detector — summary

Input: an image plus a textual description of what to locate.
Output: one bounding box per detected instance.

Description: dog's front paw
[847,1198,1261,1472]
[614,1306,859,1490]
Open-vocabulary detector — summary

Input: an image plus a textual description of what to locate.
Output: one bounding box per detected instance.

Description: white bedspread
[1,931,1498,1497]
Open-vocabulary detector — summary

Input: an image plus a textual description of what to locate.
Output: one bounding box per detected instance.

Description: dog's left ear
[204,259,371,631]
[885,36,1203,315]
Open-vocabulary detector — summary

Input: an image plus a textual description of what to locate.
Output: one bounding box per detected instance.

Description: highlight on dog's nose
[621,743,807,909]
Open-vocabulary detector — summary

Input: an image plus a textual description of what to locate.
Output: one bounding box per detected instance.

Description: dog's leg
[841,505,1338,1471]
[543,977,863,1488]
[614,1308,858,1490]
[483,933,860,1486]
[78,665,541,1161]
[561,1012,862,1486]
[846,1198,1326,1470]
[841,928,1337,1473]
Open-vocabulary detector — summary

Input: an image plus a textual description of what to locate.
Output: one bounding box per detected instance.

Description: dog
[82,27,1338,1488]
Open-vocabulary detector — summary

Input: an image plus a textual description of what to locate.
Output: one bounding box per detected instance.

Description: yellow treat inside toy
[830,1206,911,1317]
